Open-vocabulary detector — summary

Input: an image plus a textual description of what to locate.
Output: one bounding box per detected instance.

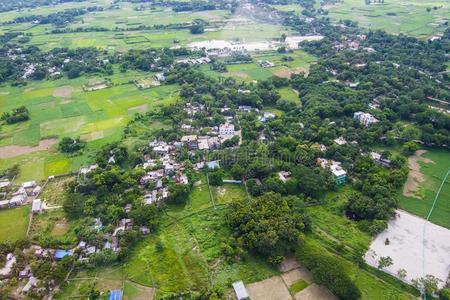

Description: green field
[399,148,450,228]
[326,0,449,39]
[0,206,30,242]
[0,74,180,182]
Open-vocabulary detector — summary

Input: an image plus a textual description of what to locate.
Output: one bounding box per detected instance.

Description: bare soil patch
[128,104,149,112]
[402,150,435,197]
[273,67,308,79]
[216,186,226,197]
[81,130,104,142]
[246,276,292,300]
[294,284,337,300]
[281,267,313,286]
[0,139,58,159]
[279,255,300,272]
[229,71,249,78]
[53,86,73,98]
[126,281,156,300]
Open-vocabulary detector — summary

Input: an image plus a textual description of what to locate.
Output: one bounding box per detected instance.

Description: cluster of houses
[0,180,41,209]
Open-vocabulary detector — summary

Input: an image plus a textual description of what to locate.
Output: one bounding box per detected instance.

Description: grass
[325,0,449,39]
[277,87,299,104]
[289,279,308,294]
[399,148,450,229]
[0,206,29,242]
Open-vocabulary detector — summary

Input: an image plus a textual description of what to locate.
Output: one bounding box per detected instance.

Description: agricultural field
[200,50,317,82]
[399,148,450,229]
[0,74,180,182]
[325,0,449,39]
[0,206,29,242]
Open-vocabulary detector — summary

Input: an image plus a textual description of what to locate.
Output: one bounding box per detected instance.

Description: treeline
[0,0,84,13]
[4,7,103,27]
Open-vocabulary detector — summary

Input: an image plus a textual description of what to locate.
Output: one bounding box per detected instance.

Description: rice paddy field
[0,73,180,182]
[325,0,449,39]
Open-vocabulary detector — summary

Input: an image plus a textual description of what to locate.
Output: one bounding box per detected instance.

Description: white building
[232,281,249,300]
[334,136,347,145]
[219,123,235,135]
[32,199,42,214]
[317,158,347,184]
[354,111,379,126]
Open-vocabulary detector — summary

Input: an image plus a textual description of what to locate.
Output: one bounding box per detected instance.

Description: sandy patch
[229,71,249,78]
[81,131,104,142]
[294,284,337,300]
[128,104,149,112]
[273,67,308,79]
[402,150,434,197]
[246,276,292,300]
[53,86,73,98]
[216,186,226,197]
[279,255,300,272]
[126,281,156,300]
[281,267,313,286]
[365,210,450,288]
[0,139,58,159]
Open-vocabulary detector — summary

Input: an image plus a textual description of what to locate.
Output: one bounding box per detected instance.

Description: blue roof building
[109,289,122,300]
[54,250,73,260]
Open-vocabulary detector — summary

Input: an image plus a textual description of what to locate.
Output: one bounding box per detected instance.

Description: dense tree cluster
[0,0,84,13]
[1,106,29,124]
[58,137,86,154]
[226,192,311,261]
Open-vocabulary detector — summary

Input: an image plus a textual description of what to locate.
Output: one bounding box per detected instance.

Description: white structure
[232,281,249,300]
[334,136,347,145]
[22,181,36,189]
[9,194,26,207]
[219,123,235,135]
[79,164,98,175]
[317,158,347,184]
[32,199,42,214]
[354,111,379,126]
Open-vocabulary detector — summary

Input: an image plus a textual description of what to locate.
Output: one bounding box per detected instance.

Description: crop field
[201,50,317,82]
[399,148,450,229]
[0,74,180,182]
[325,0,449,39]
[0,206,30,242]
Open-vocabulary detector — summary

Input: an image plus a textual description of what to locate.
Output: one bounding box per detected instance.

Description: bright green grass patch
[212,183,246,205]
[0,206,29,242]
[399,148,450,228]
[277,87,299,103]
[306,206,371,254]
[289,279,308,294]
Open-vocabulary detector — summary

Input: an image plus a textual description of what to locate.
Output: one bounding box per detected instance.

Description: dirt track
[402,150,434,197]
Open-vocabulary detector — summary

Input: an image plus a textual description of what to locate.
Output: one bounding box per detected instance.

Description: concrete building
[317,158,347,184]
[354,111,379,126]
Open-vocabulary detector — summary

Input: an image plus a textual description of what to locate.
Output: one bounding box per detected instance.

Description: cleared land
[325,0,449,39]
[0,206,30,242]
[365,210,450,288]
[399,148,450,228]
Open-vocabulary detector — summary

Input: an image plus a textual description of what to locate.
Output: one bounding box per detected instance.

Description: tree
[227,192,309,257]
[59,137,85,153]
[412,275,442,297]
[397,269,407,280]
[168,184,191,205]
[378,256,393,269]
[402,141,418,156]
[209,169,224,186]
[190,23,204,34]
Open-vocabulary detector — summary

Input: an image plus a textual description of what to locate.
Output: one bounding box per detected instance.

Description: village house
[278,171,291,183]
[354,111,379,126]
[258,60,275,68]
[317,158,347,184]
[79,164,99,175]
[9,194,26,207]
[238,105,257,113]
[370,152,392,167]
[232,281,249,300]
[32,199,42,214]
[334,136,347,146]
[219,123,235,136]
[0,253,16,279]
[259,111,276,122]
